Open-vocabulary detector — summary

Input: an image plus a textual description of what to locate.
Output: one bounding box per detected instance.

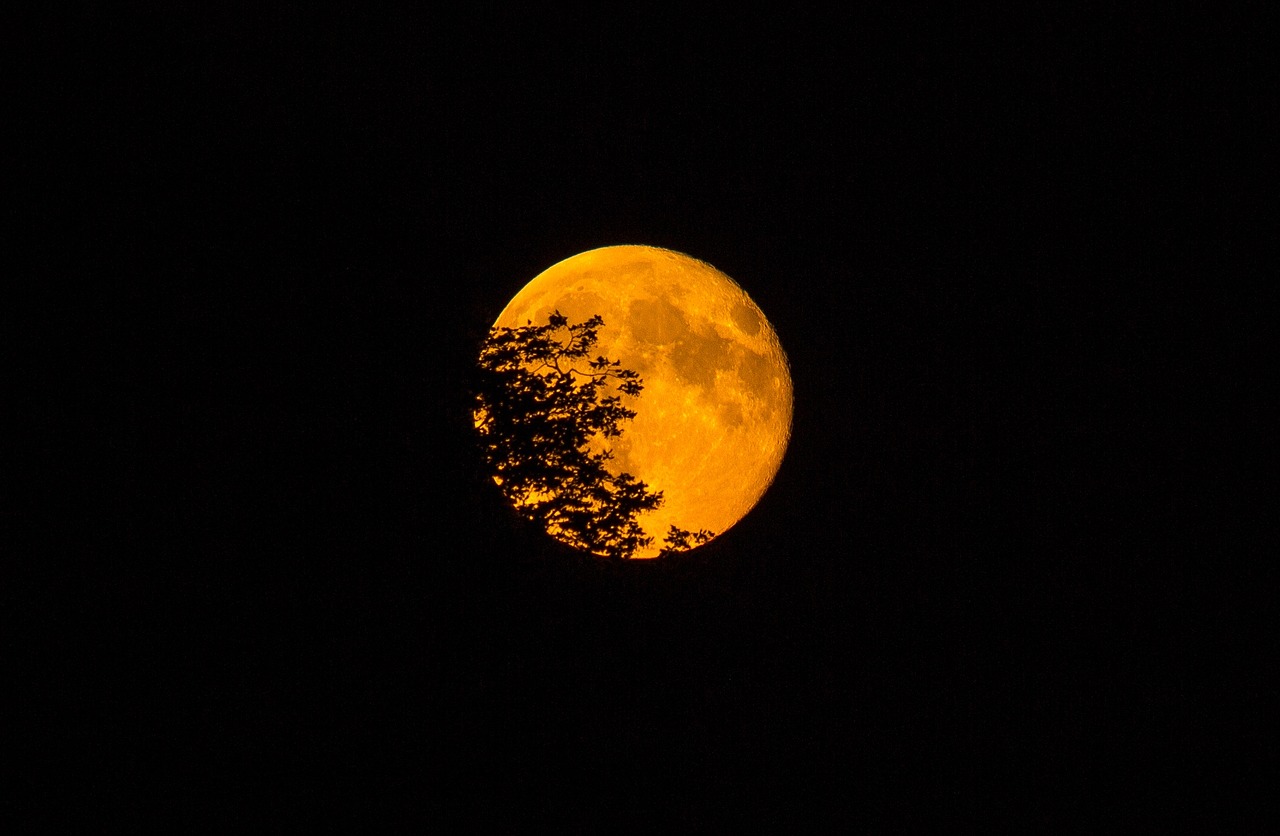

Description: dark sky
[20,5,1261,830]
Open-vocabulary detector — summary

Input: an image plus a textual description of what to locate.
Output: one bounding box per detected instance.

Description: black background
[15,5,1266,830]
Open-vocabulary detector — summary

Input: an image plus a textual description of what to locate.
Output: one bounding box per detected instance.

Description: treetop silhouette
[474,311,713,559]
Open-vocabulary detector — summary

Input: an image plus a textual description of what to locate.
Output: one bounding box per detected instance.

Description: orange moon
[493,245,793,558]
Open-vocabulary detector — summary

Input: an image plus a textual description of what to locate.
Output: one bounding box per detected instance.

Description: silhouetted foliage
[474,312,714,559]
[657,525,715,558]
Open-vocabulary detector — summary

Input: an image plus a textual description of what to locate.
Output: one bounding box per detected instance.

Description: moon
[491,245,793,558]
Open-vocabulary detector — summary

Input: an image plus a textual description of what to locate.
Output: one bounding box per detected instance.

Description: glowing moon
[492,245,793,558]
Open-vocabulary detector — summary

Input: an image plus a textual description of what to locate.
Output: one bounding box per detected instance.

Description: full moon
[491,245,793,558]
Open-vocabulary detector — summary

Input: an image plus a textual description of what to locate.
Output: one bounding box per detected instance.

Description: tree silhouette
[474,311,713,559]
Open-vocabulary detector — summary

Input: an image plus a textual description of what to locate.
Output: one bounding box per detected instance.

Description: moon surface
[492,245,793,558]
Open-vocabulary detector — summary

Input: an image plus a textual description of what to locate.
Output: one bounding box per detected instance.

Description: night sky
[20,6,1262,830]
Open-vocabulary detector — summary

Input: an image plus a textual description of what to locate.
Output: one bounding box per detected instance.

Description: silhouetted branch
[475,311,715,560]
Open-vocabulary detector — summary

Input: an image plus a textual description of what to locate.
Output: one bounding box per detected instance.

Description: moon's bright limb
[492,245,793,558]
